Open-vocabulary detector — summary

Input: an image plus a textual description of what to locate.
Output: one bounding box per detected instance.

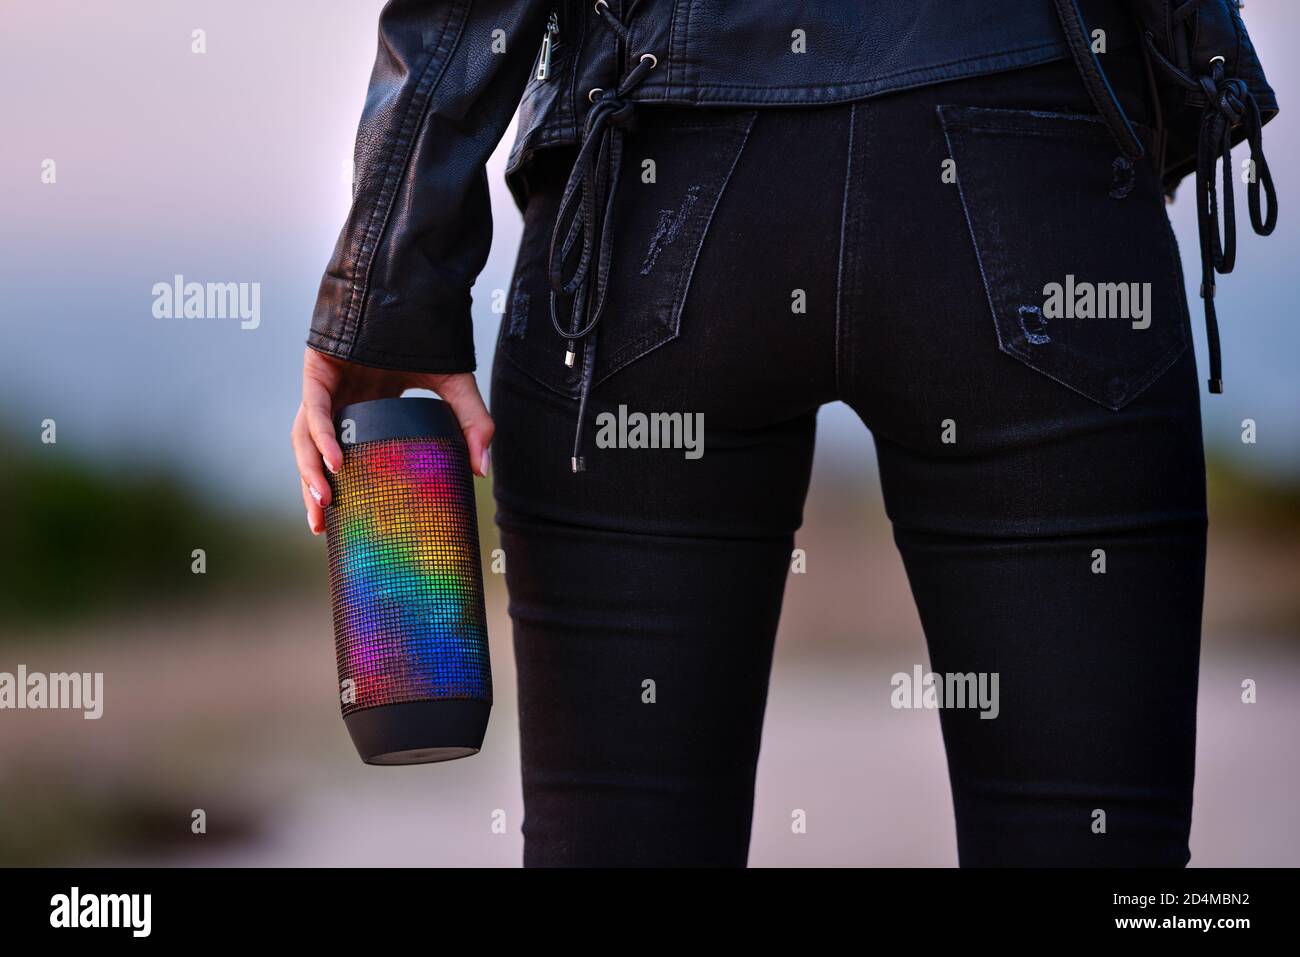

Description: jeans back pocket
[938,105,1189,410]
[499,108,757,400]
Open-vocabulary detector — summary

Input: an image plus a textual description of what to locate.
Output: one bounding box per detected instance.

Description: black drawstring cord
[547,0,657,472]
[1144,32,1277,393]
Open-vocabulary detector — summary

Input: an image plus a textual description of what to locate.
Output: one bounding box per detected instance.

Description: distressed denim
[490,53,1207,867]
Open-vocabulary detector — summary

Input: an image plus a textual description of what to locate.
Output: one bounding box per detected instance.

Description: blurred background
[1,0,1296,866]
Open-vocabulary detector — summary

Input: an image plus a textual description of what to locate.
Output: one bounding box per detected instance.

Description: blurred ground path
[2,487,1295,866]
[3,606,1292,867]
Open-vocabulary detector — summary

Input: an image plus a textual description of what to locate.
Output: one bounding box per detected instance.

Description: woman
[291,0,1277,866]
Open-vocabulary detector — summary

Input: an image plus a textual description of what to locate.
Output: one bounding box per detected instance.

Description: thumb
[427,373,494,477]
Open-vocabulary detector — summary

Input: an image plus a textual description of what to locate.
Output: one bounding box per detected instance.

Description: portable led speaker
[324,397,491,765]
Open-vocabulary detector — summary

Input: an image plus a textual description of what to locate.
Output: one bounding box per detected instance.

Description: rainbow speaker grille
[325,398,491,765]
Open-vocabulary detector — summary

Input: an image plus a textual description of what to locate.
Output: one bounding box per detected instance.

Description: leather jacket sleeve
[308,0,549,373]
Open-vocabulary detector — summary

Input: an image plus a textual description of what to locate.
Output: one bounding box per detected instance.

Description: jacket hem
[306,331,476,375]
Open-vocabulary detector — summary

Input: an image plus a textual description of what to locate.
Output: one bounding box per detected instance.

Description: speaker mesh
[325,438,491,718]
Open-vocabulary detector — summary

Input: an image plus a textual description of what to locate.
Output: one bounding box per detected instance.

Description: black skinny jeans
[490,54,1207,867]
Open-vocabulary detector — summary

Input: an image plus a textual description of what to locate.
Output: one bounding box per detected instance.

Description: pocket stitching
[938,104,1188,410]
[496,109,759,399]
[597,109,759,387]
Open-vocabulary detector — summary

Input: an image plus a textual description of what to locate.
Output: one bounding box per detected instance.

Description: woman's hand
[291,348,494,535]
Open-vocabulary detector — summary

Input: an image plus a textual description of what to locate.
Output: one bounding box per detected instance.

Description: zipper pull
[536,12,559,81]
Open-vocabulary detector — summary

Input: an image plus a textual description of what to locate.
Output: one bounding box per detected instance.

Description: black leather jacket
[308,0,1277,386]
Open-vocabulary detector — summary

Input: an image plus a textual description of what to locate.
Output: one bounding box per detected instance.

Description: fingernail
[309,484,323,505]
[326,458,339,474]
[480,448,491,477]
[307,514,317,535]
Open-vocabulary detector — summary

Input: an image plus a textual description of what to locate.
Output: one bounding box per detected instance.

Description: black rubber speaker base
[344,699,491,766]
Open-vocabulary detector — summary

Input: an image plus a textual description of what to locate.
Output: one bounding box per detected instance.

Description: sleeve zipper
[536,12,560,81]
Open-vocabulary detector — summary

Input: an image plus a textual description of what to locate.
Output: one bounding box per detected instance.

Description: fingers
[291,355,490,542]
[292,404,330,534]
[302,364,344,475]
[300,477,325,535]
[295,348,347,535]
[434,373,495,477]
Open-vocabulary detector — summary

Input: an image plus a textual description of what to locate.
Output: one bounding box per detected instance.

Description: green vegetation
[0,445,319,628]
[1205,453,1300,535]
[0,438,1290,630]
